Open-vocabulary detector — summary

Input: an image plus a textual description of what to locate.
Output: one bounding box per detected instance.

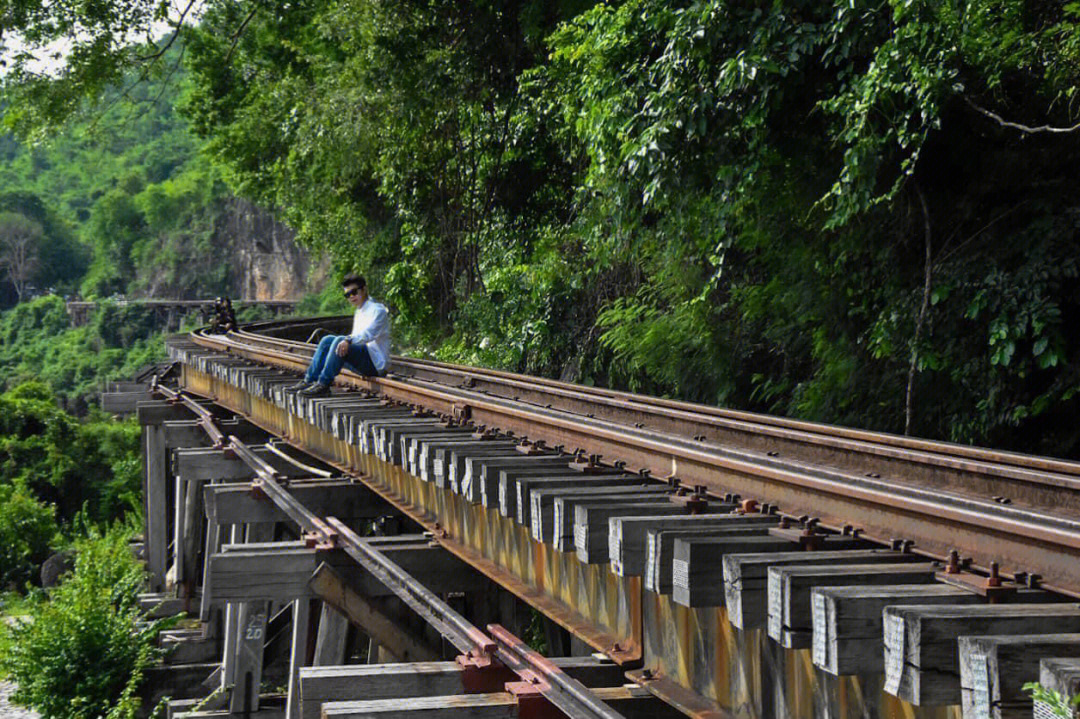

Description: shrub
[1,524,175,719]
[0,482,59,589]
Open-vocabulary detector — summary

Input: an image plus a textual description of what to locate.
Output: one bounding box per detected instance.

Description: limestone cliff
[220,198,322,300]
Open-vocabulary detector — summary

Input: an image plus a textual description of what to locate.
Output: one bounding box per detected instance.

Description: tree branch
[905,183,933,437]
[137,0,200,62]
[964,95,1080,135]
[223,5,261,66]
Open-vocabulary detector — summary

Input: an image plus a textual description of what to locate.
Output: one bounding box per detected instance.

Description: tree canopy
[4,0,1080,456]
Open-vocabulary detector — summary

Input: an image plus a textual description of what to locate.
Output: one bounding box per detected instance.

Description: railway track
[131,317,1080,719]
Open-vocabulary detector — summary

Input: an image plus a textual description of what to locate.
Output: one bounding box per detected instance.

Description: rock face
[220,198,316,300]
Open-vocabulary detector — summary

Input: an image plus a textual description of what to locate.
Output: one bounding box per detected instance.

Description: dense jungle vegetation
[3,1,1080,457]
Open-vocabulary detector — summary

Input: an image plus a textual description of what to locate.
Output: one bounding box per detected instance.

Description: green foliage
[0,48,237,304]
[0,524,176,719]
[5,0,1080,458]
[0,375,144,527]
[0,482,60,590]
[1024,681,1080,717]
[0,295,168,410]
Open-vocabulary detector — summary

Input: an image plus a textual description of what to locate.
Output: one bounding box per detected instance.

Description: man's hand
[336,339,350,358]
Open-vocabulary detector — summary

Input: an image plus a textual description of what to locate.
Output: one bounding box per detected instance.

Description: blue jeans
[305,335,380,384]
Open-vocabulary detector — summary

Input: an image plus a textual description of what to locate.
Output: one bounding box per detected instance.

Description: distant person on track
[287,274,390,396]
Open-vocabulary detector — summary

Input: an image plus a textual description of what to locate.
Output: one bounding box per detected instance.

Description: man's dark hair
[342,274,366,290]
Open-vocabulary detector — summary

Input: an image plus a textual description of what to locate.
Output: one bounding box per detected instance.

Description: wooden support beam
[321,693,517,719]
[313,604,349,667]
[811,583,981,676]
[724,548,913,630]
[144,423,169,592]
[320,686,680,719]
[766,562,938,649]
[959,633,1080,719]
[200,518,222,624]
[102,390,157,414]
[137,401,204,426]
[109,380,151,392]
[208,540,482,604]
[302,663,469,719]
[612,512,773,578]
[178,471,205,596]
[174,446,317,481]
[309,563,442,663]
[882,603,1080,705]
[208,546,320,604]
[574,501,691,564]
[163,419,267,449]
[205,480,393,526]
[228,522,274,714]
[286,599,313,719]
[301,655,629,718]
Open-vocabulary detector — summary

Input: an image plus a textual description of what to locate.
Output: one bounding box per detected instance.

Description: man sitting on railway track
[287,274,390,395]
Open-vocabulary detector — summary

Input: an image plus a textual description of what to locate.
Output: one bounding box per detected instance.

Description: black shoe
[299,382,330,397]
[285,380,312,392]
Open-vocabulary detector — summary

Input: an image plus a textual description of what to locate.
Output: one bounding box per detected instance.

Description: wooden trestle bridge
[102,316,1080,719]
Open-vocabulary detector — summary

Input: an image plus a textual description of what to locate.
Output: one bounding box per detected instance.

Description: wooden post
[227,522,275,714]
[143,423,168,592]
[313,603,350,666]
[286,598,312,719]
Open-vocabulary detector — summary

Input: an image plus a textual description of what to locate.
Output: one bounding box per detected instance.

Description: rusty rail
[185,321,1080,598]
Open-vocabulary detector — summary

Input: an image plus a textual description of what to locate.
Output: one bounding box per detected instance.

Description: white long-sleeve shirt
[348,298,391,371]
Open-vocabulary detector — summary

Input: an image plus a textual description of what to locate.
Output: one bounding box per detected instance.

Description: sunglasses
[344,287,361,298]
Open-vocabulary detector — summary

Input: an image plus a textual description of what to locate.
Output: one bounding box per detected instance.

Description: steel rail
[324,516,496,660]
[231,316,1080,479]
[228,438,340,541]
[151,380,227,448]
[187,325,1080,597]
[219,323,1080,522]
[487,623,624,719]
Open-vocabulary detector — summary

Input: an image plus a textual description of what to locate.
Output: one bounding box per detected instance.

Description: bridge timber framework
[103,316,1080,719]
